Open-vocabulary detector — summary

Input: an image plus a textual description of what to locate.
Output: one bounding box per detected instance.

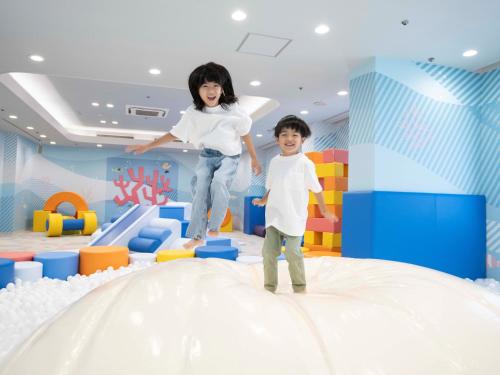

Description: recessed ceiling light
[26,126,34,130]
[180,110,186,115]
[9,114,18,119]
[250,80,261,87]
[96,144,103,148]
[256,134,263,137]
[91,102,100,107]
[149,68,161,75]
[337,90,348,96]
[50,141,56,145]
[106,103,114,108]
[231,10,247,21]
[40,134,47,138]
[100,120,107,124]
[300,110,309,115]
[29,54,44,62]
[182,149,188,153]
[111,121,118,125]
[314,24,330,34]
[462,49,478,57]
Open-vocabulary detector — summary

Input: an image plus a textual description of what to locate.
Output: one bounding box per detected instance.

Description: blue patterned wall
[349,57,499,279]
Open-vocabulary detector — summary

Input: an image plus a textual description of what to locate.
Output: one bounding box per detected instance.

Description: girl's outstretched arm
[126,133,178,155]
[241,134,262,175]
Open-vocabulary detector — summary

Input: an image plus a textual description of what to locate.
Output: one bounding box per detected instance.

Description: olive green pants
[262,226,306,293]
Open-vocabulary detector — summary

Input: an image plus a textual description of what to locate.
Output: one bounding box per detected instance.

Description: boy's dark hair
[274,115,312,138]
[188,62,238,111]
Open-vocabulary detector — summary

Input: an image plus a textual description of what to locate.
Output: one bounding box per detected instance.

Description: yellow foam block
[157,249,195,262]
[220,218,233,232]
[322,232,342,248]
[304,230,323,245]
[315,163,344,178]
[33,210,50,232]
[281,246,309,253]
[309,191,343,205]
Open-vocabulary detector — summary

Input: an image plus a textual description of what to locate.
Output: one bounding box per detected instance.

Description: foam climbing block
[46,213,63,237]
[79,246,129,276]
[159,206,184,221]
[253,225,266,237]
[315,163,344,178]
[304,231,322,245]
[306,218,342,233]
[14,261,43,282]
[304,251,341,258]
[244,196,265,234]
[81,212,98,235]
[206,237,231,246]
[139,227,172,242]
[322,149,348,164]
[344,164,348,177]
[34,251,79,280]
[195,246,238,261]
[128,237,161,253]
[156,249,195,262]
[165,202,192,220]
[129,253,156,265]
[33,210,50,232]
[307,204,342,219]
[342,191,486,279]
[0,252,35,261]
[305,244,341,253]
[0,258,15,288]
[323,176,348,191]
[181,220,189,237]
[309,191,343,205]
[322,232,342,248]
[305,151,323,164]
[63,219,84,231]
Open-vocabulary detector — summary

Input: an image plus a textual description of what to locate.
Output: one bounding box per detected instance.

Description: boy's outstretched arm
[313,192,339,223]
[125,132,178,155]
[241,134,262,176]
[252,191,269,206]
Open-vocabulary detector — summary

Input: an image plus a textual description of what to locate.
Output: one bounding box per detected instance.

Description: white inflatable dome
[1,257,499,375]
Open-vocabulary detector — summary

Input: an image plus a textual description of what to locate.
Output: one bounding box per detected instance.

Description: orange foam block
[305,152,323,164]
[306,218,342,233]
[304,250,341,258]
[304,244,341,253]
[324,176,348,191]
[79,246,129,276]
[307,204,342,219]
[323,149,348,164]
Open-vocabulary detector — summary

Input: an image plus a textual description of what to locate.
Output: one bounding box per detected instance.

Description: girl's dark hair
[274,115,312,138]
[188,62,238,111]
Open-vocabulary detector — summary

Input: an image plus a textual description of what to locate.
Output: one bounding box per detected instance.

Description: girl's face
[198,81,222,107]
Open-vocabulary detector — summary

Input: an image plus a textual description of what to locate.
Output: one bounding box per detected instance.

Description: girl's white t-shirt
[265,153,323,236]
[169,103,251,156]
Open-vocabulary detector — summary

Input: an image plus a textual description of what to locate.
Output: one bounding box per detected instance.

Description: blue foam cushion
[33,252,79,280]
[244,196,265,235]
[206,237,231,246]
[139,227,172,242]
[0,258,15,288]
[342,191,486,279]
[159,206,184,221]
[63,219,84,231]
[128,237,161,253]
[181,220,189,237]
[195,246,238,261]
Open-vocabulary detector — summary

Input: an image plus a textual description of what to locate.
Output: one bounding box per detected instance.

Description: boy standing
[253,115,338,293]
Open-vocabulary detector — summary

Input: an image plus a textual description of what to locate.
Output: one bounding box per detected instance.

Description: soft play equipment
[0,252,35,261]
[207,207,233,232]
[0,258,15,288]
[33,252,80,280]
[243,196,265,235]
[33,192,97,237]
[79,246,129,276]
[14,261,43,283]
[2,257,498,374]
[129,253,156,265]
[342,191,486,279]
[195,245,238,261]
[304,149,347,256]
[156,249,195,262]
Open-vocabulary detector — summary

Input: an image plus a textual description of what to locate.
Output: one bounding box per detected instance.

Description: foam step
[128,237,161,253]
[14,261,43,282]
[159,206,184,221]
[139,227,172,242]
[195,245,238,261]
[0,259,15,288]
[33,251,79,280]
[129,253,156,265]
[206,237,231,246]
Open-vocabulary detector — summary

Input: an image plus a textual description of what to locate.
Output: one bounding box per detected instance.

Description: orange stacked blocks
[304,148,348,258]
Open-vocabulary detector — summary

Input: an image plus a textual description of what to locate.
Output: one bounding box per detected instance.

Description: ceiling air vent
[96,134,134,139]
[126,105,168,118]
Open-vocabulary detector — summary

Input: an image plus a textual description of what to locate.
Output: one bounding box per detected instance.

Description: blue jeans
[186,148,240,240]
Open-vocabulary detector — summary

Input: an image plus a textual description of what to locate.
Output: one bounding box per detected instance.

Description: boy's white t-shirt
[169,103,251,156]
[265,153,322,236]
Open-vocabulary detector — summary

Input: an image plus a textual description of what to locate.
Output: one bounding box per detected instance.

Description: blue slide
[89,205,151,246]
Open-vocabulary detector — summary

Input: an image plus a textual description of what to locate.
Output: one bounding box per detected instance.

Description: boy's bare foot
[207,230,219,237]
[183,239,204,249]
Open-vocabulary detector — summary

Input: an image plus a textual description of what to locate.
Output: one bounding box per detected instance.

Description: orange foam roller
[304,251,341,258]
[0,252,35,261]
[207,208,232,227]
[79,246,129,276]
[44,192,89,213]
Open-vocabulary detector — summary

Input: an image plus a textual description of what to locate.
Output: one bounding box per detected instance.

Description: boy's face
[276,127,304,156]
[198,81,222,107]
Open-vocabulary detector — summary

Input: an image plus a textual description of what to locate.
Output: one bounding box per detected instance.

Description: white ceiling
[1,0,499,149]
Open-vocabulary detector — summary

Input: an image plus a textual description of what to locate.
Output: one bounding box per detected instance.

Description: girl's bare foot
[183,239,204,249]
[207,230,219,237]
